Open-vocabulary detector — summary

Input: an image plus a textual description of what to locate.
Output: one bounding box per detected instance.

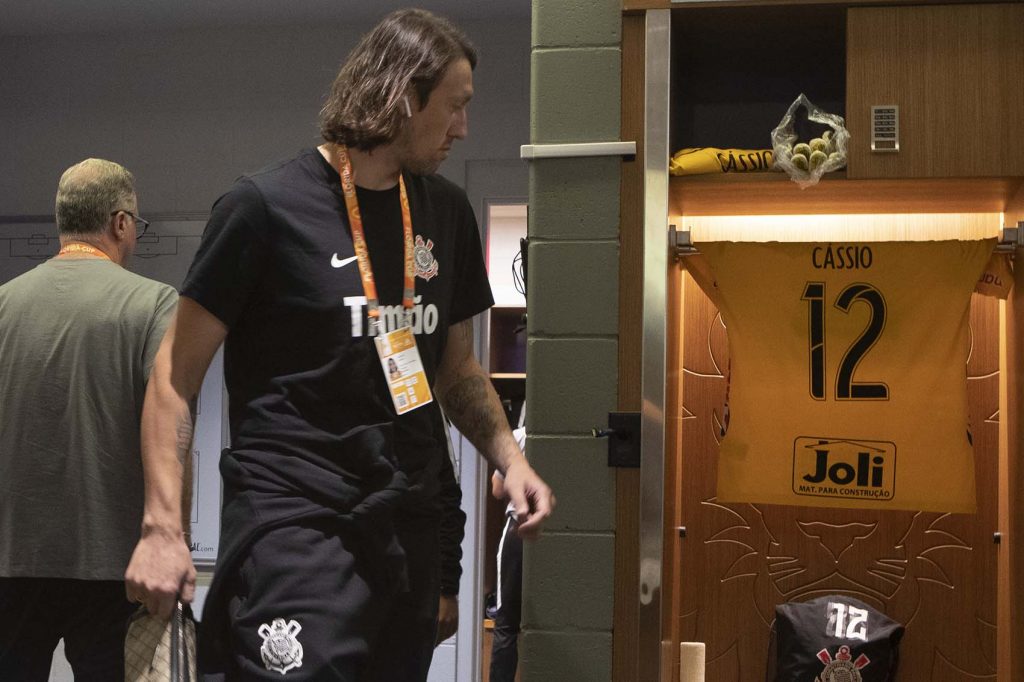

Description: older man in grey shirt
[0,158,185,680]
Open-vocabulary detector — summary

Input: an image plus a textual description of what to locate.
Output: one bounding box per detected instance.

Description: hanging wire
[512,237,528,298]
[512,237,528,334]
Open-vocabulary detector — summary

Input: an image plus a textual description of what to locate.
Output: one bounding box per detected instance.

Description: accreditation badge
[374,326,433,415]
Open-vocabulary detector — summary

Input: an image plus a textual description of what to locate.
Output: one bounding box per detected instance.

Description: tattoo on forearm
[453,320,473,350]
[442,375,504,449]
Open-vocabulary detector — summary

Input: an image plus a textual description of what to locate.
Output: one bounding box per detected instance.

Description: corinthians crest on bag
[816,644,871,682]
[768,595,904,682]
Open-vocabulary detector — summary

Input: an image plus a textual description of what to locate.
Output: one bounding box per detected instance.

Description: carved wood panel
[671,269,1000,681]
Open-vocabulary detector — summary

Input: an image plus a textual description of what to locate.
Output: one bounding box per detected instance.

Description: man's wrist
[498,450,528,477]
[141,518,185,540]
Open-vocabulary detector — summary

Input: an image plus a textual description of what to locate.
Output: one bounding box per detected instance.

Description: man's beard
[402,154,441,176]
[395,130,442,176]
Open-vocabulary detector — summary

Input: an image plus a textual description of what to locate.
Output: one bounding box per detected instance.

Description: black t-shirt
[182,148,493,513]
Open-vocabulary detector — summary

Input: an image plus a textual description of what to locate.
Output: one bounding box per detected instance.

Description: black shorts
[204,515,441,681]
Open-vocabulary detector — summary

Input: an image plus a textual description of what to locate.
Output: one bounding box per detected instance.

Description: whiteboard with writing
[190,346,225,565]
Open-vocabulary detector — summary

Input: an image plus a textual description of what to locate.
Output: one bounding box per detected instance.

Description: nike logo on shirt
[331,254,358,269]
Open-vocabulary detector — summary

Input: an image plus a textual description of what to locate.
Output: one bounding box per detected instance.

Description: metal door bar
[638,9,671,682]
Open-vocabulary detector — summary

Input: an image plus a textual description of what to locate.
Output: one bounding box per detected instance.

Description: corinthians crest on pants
[258,618,303,674]
[816,644,870,682]
[414,235,439,281]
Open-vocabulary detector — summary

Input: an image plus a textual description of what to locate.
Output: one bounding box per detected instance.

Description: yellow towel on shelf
[669,147,775,176]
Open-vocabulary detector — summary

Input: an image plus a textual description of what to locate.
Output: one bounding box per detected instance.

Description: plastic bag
[771,93,849,189]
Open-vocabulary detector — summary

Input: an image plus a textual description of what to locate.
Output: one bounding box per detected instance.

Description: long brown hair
[319,9,477,151]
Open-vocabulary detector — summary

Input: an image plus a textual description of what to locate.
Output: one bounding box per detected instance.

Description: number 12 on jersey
[802,282,889,401]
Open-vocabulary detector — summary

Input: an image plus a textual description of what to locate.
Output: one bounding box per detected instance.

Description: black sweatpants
[209,514,441,681]
[363,514,441,681]
[0,577,136,681]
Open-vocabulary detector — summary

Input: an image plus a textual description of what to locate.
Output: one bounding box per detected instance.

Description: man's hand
[435,320,556,538]
[502,457,555,540]
[125,528,196,620]
[130,297,220,620]
[435,594,459,646]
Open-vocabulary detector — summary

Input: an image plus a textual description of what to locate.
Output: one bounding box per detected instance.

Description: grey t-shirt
[0,258,177,580]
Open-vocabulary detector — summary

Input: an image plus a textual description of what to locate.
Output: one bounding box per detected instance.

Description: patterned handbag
[125,600,197,682]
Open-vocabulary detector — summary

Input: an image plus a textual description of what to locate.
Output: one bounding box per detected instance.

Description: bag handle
[170,599,191,682]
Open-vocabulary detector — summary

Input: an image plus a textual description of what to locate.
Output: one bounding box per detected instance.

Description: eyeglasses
[111,210,150,240]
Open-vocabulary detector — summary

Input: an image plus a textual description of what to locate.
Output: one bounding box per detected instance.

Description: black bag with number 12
[767,594,903,682]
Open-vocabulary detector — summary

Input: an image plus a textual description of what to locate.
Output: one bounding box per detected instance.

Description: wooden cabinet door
[666,273,1002,682]
[846,3,1024,180]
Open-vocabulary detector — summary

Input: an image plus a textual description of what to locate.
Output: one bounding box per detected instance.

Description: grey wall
[0,18,529,217]
[523,1,622,680]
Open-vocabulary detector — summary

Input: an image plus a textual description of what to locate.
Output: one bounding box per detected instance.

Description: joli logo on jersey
[792,437,896,501]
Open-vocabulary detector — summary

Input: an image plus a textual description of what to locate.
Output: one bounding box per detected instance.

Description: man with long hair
[126,9,553,680]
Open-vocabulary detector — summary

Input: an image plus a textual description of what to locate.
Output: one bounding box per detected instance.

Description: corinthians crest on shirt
[414,235,439,281]
[258,618,304,674]
[816,644,870,682]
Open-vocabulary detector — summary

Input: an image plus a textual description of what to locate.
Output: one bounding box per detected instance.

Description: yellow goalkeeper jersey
[691,239,995,512]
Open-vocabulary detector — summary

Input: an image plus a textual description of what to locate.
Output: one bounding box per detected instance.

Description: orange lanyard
[334,144,415,333]
[56,243,111,261]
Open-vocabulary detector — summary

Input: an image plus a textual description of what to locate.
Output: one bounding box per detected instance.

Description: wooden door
[665,255,1003,681]
[846,3,1024,180]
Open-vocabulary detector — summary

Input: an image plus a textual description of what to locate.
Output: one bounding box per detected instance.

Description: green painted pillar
[522,1,622,679]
